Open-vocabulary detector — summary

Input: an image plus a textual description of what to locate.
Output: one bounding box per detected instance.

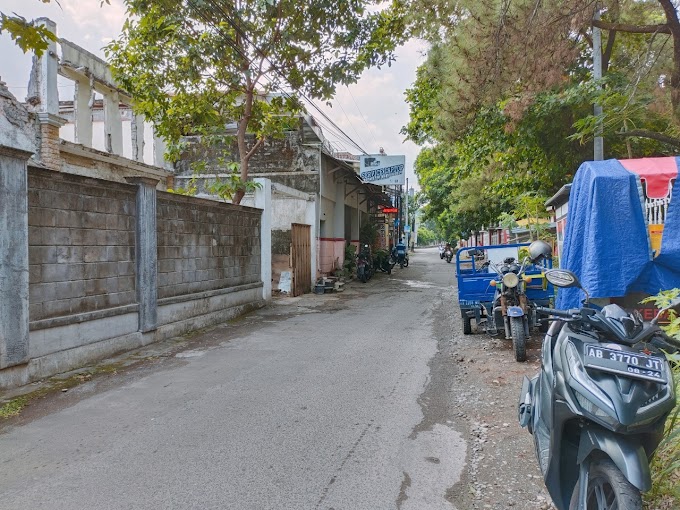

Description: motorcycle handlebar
[535,307,577,319]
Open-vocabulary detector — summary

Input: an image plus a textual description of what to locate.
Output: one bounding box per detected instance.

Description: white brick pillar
[28,18,66,170]
[254,178,272,301]
[306,196,318,284]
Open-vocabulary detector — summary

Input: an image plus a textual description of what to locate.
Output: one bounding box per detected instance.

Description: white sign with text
[359,155,406,185]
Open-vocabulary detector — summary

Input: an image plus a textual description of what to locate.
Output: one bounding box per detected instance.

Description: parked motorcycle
[356,244,374,283]
[401,252,409,268]
[373,249,395,274]
[518,268,679,510]
[487,240,553,361]
[392,246,409,268]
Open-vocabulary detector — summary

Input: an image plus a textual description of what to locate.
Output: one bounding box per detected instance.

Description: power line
[311,115,368,154]
[346,86,380,149]
[332,98,371,153]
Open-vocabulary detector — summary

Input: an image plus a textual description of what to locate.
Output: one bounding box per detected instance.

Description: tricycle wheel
[511,316,527,362]
[463,316,472,335]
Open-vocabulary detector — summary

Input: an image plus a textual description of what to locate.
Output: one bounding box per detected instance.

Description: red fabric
[619,157,678,199]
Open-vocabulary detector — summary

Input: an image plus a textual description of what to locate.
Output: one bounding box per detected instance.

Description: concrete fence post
[125,177,159,332]
[0,78,36,369]
[254,178,272,301]
[0,146,32,369]
[306,197,318,284]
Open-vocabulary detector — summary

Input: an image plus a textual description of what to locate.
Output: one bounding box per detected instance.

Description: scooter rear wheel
[569,458,642,510]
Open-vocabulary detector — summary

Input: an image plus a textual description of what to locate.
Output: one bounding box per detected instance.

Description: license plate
[584,345,667,383]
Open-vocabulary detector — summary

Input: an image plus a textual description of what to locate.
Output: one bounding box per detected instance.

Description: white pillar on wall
[153,128,168,169]
[103,90,123,155]
[131,114,145,162]
[31,18,59,116]
[307,195,318,283]
[254,178,272,301]
[73,77,93,147]
[333,181,345,239]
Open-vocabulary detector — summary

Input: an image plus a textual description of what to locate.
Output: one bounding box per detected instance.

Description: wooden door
[291,223,311,296]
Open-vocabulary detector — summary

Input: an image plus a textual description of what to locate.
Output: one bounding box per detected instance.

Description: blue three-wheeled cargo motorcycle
[456,241,554,361]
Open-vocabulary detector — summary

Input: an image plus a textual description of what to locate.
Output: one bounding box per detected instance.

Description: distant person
[393,238,407,266]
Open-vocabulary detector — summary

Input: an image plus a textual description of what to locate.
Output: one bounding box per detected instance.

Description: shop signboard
[359,155,406,185]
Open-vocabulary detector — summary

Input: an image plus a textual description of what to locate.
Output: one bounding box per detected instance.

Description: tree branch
[602,30,616,72]
[245,137,265,161]
[616,129,680,148]
[592,20,671,35]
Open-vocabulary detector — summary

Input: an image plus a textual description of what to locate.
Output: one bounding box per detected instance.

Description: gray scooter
[518,269,679,510]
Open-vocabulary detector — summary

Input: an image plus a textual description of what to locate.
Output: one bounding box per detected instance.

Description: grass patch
[0,397,27,419]
[0,361,127,421]
[641,291,680,509]
[644,353,680,510]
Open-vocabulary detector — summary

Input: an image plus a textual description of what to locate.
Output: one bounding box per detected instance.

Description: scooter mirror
[544,269,582,289]
[652,297,680,325]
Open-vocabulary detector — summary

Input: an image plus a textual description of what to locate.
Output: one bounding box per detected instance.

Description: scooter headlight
[565,342,618,423]
[572,390,618,427]
[502,273,520,288]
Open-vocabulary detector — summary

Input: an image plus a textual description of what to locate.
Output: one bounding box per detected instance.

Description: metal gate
[291,223,311,296]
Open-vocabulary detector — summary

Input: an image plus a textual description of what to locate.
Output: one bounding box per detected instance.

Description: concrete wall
[28,168,137,322]
[157,193,261,299]
[0,166,265,389]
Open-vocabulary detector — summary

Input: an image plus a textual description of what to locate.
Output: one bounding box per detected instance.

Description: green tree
[1,1,113,57]
[107,0,399,204]
[403,0,680,238]
[397,0,680,148]
[1,0,58,57]
[416,225,436,246]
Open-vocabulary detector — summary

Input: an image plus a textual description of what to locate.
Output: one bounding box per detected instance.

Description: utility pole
[404,178,409,248]
[593,5,604,160]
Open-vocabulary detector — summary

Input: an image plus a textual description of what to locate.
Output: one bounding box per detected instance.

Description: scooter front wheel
[569,458,642,510]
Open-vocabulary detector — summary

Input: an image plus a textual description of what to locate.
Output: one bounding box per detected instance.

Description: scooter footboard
[576,428,652,491]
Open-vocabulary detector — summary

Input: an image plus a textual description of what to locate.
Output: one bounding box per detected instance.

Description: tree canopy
[397,0,680,237]
[1,1,60,57]
[107,0,402,203]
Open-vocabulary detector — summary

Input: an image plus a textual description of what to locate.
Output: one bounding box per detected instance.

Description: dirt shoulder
[432,288,556,510]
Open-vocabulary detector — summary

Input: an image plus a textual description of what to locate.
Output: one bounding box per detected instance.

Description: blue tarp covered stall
[557,157,680,309]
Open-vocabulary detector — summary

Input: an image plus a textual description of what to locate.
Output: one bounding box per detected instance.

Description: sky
[0,0,427,188]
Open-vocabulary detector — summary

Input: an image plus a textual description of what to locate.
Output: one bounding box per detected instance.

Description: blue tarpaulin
[557,158,680,309]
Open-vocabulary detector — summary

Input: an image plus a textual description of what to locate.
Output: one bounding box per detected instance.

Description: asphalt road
[0,247,471,510]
